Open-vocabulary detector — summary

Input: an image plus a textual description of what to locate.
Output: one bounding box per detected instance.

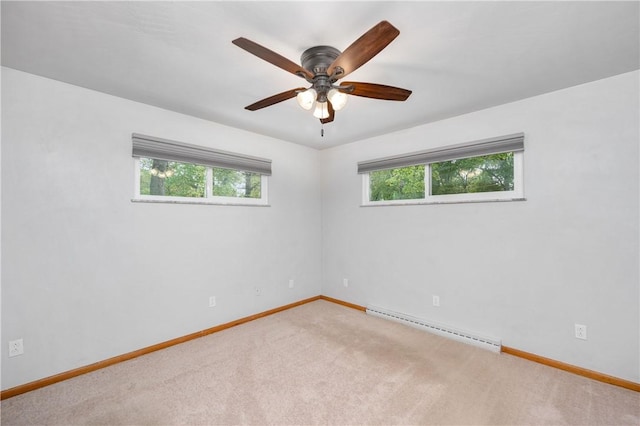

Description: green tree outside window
[369,152,514,201]
[139,158,261,199]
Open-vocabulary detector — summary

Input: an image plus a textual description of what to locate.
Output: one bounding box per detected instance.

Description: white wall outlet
[9,339,24,357]
[575,324,587,340]
[343,278,349,288]
[208,296,216,307]
[255,287,262,296]
[288,279,294,288]
[432,295,440,307]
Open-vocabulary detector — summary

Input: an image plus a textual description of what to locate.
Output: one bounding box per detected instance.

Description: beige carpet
[2,300,638,425]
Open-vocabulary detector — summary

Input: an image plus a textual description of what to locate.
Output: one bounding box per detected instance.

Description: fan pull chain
[321,122,324,137]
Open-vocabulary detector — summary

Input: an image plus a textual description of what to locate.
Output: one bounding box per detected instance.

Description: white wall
[1,68,322,390]
[2,67,638,391]
[320,71,639,382]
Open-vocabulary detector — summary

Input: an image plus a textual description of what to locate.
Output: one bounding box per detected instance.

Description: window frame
[362,151,524,206]
[132,158,269,206]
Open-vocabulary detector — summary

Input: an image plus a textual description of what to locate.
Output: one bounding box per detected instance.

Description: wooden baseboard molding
[5,296,635,400]
[502,346,639,392]
[340,298,639,392]
[319,295,366,311]
[1,295,323,400]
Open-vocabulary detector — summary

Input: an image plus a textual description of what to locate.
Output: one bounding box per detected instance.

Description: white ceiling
[2,1,638,149]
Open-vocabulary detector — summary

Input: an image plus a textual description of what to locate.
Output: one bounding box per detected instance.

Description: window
[369,165,425,201]
[139,158,207,198]
[132,134,270,205]
[431,152,514,196]
[360,133,524,205]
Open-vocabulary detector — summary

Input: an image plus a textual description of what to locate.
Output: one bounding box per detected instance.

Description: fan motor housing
[300,46,341,75]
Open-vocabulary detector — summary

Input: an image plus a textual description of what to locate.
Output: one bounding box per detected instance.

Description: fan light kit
[294,45,351,118]
[232,21,412,134]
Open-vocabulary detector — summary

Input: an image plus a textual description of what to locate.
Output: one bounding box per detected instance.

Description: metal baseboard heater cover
[366,305,501,353]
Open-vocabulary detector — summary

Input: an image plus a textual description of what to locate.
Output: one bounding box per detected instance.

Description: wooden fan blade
[233,38,314,80]
[320,102,335,124]
[245,88,306,111]
[327,21,400,79]
[341,82,412,101]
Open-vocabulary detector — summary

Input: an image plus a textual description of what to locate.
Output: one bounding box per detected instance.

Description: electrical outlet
[432,295,440,307]
[343,278,349,288]
[255,287,262,296]
[289,279,294,289]
[208,296,216,307]
[575,324,587,340]
[9,339,24,357]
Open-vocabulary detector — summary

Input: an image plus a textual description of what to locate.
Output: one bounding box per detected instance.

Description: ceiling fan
[232,21,412,126]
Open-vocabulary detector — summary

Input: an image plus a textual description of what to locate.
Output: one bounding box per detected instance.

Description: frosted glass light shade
[296,88,317,110]
[313,101,329,119]
[327,88,348,110]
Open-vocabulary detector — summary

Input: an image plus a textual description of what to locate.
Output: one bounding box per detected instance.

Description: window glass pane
[212,168,261,199]
[139,158,206,198]
[369,165,425,201]
[431,152,514,195]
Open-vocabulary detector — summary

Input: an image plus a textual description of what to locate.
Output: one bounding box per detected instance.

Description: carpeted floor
[1,300,639,425]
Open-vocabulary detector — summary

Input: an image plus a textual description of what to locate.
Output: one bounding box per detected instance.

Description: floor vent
[366,305,501,353]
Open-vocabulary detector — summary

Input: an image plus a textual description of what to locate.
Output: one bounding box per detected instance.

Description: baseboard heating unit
[366,305,502,353]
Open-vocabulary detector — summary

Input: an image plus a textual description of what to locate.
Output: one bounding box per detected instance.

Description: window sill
[131,198,270,207]
[361,197,526,207]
